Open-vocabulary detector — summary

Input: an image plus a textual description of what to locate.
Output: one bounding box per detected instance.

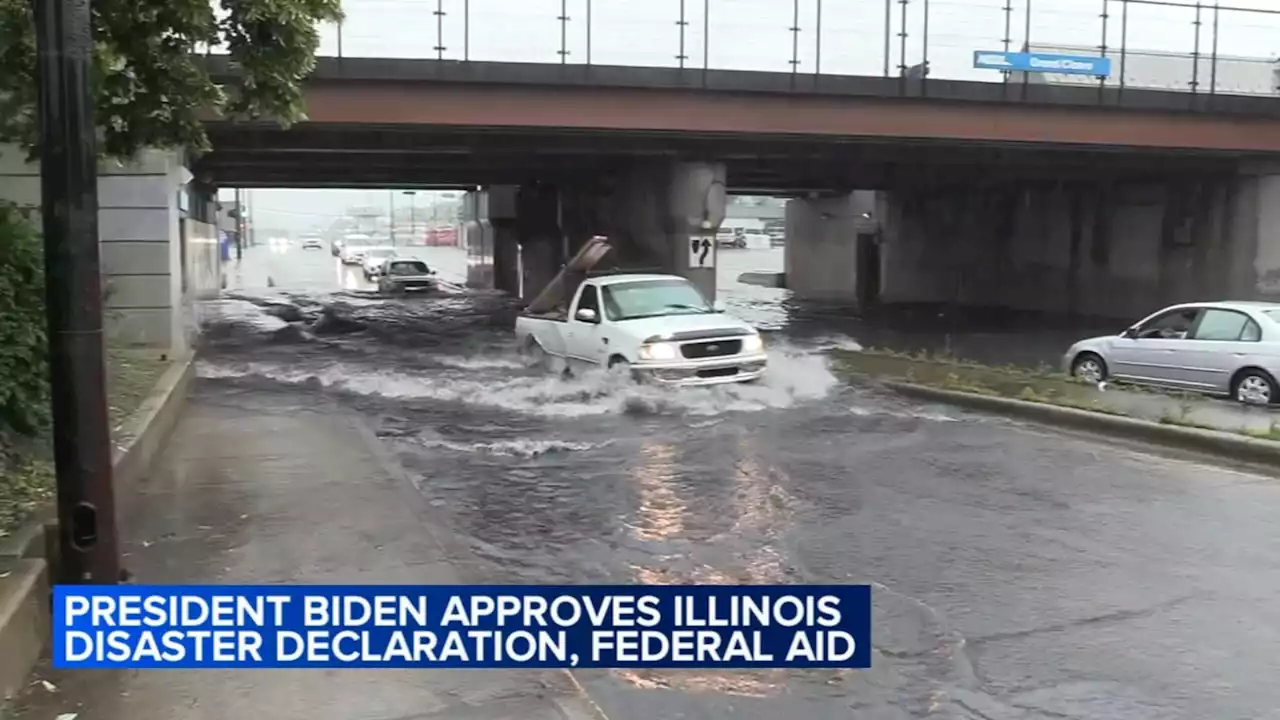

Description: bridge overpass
[194,57,1280,320]
[197,57,1280,189]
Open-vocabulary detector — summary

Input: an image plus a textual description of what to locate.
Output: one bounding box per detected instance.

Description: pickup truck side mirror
[575,308,599,323]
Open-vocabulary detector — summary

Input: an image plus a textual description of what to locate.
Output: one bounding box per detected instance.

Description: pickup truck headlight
[638,342,679,361]
[741,334,764,353]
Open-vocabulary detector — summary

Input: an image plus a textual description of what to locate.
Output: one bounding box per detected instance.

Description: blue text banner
[54,584,873,670]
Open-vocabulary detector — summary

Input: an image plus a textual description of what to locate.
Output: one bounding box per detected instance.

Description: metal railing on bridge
[210,0,1280,98]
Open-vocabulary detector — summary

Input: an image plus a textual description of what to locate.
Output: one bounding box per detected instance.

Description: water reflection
[628,440,686,543]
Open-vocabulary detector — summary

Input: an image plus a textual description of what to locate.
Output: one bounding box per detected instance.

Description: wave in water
[197,339,848,418]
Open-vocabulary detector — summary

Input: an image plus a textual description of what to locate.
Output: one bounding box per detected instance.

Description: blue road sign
[973,51,1112,77]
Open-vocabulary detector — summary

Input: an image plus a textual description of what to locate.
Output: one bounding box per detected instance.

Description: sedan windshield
[365,249,396,261]
[387,261,428,276]
[601,279,713,321]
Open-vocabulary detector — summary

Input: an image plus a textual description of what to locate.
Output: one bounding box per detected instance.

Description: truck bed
[519,309,568,322]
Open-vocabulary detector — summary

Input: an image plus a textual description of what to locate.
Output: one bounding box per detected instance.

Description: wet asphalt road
[194,243,1280,720]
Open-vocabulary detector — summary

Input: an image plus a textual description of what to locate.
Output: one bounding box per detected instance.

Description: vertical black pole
[558,0,568,63]
[1190,2,1202,94]
[434,0,445,60]
[1098,0,1109,93]
[1209,0,1220,94]
[35,0,121,584]
[1119,0,1128,92]
[815,0,823,75]
[789,0,800,74]
[1002,0,1012,83]
[702,0,710,82]
[1021,0,1032,97]
[677,0,688,68]
[464,0,470,61]
[921,0,929,83]
[883,0,892,76]
[898,0,908,78]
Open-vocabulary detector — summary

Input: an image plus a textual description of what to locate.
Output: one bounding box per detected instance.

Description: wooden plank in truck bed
[524,237,613,315]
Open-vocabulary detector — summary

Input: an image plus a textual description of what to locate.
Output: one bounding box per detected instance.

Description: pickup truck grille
[681,339,742,359]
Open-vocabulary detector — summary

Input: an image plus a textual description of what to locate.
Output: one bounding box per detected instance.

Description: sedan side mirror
[575,308,598,323]
[712,300,727,313]
[1122,327,1139,339]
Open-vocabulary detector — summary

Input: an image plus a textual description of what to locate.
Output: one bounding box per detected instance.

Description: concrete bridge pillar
[1224,165,1280,302]
[460,189,490,289]
[606,160,727,300]
[515,182,563,304]
[783,191,880,307]
[461,186,521,294]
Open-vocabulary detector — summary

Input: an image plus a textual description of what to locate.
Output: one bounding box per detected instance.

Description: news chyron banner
[55,585,872,669]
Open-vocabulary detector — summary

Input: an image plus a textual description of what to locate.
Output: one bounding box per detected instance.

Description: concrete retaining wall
[0,145,197,354]
[0,356,195,703]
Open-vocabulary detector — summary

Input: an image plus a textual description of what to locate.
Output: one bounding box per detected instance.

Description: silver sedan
[1062,301,1280,405]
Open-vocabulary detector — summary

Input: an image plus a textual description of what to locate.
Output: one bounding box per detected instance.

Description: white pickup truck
[514,273,767,386]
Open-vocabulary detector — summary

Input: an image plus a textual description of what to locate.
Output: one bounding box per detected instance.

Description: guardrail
[285,0,1280,97]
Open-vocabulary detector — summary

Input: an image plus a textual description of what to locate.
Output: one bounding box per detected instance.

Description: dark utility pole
[35,0,122,583]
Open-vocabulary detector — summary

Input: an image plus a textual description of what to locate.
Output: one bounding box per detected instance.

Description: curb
[885,380,1280,465]
[0,355,195,702]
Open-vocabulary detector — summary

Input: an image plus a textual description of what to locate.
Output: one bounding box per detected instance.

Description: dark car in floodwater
[376,259,437,295]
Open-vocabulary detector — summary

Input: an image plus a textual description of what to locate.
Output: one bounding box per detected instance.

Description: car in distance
[514,273,767,387]
[360,248,399,279]
[336,233,372,260]
[376,259,437,295]
[1063,300,1280,405]
[300,236,324,250]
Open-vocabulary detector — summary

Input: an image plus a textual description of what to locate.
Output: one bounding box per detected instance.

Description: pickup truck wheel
[608,356,642,384]
[523,340,550,370]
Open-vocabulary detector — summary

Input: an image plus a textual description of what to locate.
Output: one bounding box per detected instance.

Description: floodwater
[192,242,1280,719]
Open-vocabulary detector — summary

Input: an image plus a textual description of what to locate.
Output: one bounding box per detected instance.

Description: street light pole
[389,190,396,246]
[35,0,122,584]
[233,187,243,261]
[403,191,416,245]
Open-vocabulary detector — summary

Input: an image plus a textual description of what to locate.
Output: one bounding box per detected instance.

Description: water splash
[197,338,848,418]
[416,437,610,457]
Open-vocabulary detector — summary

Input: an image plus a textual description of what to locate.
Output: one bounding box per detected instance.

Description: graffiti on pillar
[688,234,715,269]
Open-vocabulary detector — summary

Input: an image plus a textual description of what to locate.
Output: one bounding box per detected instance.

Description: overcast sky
[229,0,1280,232]
[320,0,1280,74]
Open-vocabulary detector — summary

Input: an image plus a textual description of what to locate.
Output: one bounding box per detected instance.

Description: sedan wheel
[1233,370,1276,406]
[1070,353,1107,384]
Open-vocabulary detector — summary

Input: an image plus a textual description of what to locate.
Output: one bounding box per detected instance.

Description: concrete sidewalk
[10,380,604,720]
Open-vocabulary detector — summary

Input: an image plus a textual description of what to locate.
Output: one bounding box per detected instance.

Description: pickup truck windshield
[601,279,712,321]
